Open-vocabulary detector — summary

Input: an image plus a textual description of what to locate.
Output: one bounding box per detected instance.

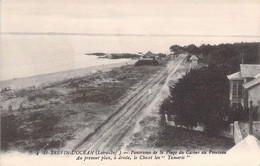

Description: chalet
[227,64,260,108]
[135,51,160,66]
[142,51,155,58]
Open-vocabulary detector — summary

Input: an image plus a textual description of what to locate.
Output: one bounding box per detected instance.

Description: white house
[227,64,260,108]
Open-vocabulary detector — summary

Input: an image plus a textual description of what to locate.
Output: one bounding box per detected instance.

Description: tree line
[170,42,259,74]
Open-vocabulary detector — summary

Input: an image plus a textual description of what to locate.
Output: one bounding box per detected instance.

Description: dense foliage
[162,42,259,134]
[162,66,229,133]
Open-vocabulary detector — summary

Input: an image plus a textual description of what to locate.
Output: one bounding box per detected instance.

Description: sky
[1,0,260,37]
[0,0,259,80]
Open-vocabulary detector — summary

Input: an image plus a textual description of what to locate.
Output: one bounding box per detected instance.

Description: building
[142,51,155,58]
[243,74,260,108]
[227,64,260,108]
[190,55,198,68]
[135,51,160,66]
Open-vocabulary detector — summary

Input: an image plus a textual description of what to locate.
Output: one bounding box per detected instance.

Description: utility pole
[241,52,244,64]
[249,101,253,135]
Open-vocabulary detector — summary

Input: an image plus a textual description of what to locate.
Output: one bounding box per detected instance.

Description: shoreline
[1,59,164,152]
[0,60,136,90]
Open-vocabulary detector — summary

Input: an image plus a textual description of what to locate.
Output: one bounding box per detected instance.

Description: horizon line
[1,32,260,38]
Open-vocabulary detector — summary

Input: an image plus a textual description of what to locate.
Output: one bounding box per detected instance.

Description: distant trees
[169,45,183,53]
[169,42,259,73]
[183,44,200,55]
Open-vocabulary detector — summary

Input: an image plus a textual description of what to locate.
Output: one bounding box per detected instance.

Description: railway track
[74,54,187,151]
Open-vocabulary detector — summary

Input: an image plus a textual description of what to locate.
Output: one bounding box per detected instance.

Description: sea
[0,34,259,81]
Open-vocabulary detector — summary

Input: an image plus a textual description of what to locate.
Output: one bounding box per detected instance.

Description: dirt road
[74,54,187,151]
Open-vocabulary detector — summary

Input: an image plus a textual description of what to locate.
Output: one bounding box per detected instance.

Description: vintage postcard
[0,0,260,165]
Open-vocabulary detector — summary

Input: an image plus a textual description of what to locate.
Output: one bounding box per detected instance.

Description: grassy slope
[1,64,164,152]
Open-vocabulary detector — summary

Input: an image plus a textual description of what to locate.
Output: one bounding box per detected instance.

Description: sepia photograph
[0,0,260,165]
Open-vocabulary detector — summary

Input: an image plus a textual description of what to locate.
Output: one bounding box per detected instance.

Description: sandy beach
[0,60,136,90]
[0,59,163,152]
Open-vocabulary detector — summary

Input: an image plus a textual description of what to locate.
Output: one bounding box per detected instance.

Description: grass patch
[71,87,126,104]
[155,125,234,150]
[27,89,61,101]
[1,111,60,151]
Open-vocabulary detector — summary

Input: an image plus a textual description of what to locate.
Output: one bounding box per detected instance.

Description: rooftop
[190,55,198,60]
[240,64,260,78]
[227,71,243,80]
[144,51,155,57]
[243,75,260,89]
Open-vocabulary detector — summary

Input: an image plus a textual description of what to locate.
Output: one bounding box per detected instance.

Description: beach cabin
[190,55,198,68]
[142,51,155,58]
[135,51,159,66]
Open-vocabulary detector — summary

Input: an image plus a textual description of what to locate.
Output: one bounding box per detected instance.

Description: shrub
[162,66,230,135]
